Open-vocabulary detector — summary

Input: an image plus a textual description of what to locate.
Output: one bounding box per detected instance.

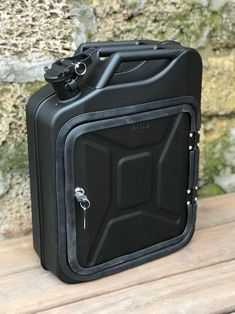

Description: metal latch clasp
[74,187,90,230]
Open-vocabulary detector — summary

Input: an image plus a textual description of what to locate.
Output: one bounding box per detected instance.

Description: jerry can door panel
[64,105,194,269]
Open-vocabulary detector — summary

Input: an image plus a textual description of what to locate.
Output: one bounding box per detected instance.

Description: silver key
[74,187,90,230]
[81,203,87,230]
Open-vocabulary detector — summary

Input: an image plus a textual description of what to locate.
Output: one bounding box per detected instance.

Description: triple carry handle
[96,46,184,88]
[44,41,184,99]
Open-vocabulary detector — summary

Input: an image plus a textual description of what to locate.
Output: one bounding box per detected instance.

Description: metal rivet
[187,201,191,205]
[187,189,191,194]
[195,197,198,201]
[195,186,198,190]
[189,145,193,150]
[197,143,200,147]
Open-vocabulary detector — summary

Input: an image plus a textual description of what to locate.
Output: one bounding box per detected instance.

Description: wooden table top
[1,193,235,314]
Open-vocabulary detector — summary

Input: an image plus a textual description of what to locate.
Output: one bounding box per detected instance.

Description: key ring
[79,199,90,210]
[74,61,87,76]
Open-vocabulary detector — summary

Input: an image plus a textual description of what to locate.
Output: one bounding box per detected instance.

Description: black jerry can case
[26,40,202,283]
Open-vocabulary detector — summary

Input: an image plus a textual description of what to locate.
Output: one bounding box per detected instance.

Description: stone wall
[0,0,234,239]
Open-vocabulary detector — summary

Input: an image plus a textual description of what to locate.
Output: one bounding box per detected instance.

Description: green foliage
[209,11,220,29]
[25,81,45,94]
[0,141,28,174]
[198,183,225,198]
[0,83,11,97]
[203,136,229,184]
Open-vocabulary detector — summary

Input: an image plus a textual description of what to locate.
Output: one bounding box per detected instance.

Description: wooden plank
[1,221,235,313]
[0,194,234,278]
[0,235,39,277]
[45,260,235,314]
[196,193,235,230]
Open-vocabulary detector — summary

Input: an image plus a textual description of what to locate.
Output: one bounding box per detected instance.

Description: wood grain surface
[0,194,235,314]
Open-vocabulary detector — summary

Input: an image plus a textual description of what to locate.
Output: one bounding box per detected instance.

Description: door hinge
[188,130,200,151]
[186,186,198,206]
